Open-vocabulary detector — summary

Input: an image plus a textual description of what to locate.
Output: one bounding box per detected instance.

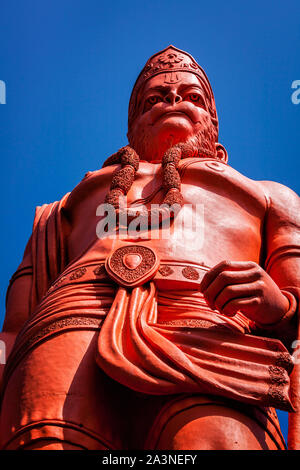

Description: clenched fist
[200,260,289,326]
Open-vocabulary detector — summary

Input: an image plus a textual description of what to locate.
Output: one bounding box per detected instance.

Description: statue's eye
[189,93,200,102]
[143,95,162,113]
[147,96,160,105]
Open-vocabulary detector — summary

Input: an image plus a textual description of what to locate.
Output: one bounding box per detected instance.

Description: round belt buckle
[105,245,160,288]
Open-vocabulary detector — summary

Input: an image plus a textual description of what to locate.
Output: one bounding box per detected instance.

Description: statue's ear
[215,143,228,163]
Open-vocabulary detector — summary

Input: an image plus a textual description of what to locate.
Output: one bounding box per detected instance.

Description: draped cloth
[30,194,70,312]
[96,282,294,411]
[6,195,71,315]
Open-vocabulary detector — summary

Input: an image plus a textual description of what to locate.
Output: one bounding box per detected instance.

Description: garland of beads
[102,144,215,225]
[103,146,140,210]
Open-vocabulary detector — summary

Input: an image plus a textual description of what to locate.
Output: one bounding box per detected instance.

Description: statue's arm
[2,235,33,333]
[258,180,300,344]
[200,181,300,347]
[0,236,33,383]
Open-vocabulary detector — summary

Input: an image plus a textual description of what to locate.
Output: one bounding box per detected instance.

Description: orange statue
[1,46,300,450]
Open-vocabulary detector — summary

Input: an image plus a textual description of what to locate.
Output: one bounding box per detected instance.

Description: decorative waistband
[47,255,210,295]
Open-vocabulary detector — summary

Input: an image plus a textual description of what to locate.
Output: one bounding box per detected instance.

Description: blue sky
[1,0,299,444]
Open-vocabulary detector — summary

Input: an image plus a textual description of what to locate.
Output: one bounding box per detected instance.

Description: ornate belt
[48,244,210,293]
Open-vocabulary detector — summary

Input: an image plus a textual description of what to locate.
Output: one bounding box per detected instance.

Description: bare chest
[67,160,267,268]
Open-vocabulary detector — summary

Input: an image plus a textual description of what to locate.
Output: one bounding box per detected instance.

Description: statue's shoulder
[78,165,116,184]
[257,180,299,205]
[256,180,300,222]
[80,165,115,180]
[77,165,118,191]
[65,165,117,207]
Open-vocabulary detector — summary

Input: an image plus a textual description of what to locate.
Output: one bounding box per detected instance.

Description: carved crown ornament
[142,49,201,81]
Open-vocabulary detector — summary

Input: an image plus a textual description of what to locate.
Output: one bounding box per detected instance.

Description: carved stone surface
[158,265,174,277]
[182,266,200,280]
[105,245,159,287]
[0,45,299,451]
[69,267,87,280]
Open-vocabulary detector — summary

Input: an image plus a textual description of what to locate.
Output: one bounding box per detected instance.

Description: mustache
[149,103,200,126]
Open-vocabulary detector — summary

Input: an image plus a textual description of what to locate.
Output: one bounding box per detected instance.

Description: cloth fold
[96,282,294,411]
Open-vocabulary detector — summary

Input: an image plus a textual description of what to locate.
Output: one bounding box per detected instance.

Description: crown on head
[128,45,218,136]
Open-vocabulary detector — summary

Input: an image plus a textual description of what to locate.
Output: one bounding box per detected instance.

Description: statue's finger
[199,260,257,292]
[221,296,261,319]
[214,282,263,313]
[201,267,261,308]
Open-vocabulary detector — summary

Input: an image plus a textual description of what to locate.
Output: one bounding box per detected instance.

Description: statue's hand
[200,261,289,325]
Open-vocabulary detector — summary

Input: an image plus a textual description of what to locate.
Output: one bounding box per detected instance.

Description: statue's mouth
[151,110,193,126]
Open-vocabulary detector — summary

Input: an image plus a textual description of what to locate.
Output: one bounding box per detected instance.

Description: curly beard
[128,113,218,161]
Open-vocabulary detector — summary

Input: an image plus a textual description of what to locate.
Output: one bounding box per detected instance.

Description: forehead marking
[163,72,182,84]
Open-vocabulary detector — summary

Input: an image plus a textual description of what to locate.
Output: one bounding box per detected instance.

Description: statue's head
[127,45,227,162]
[103,46,228,213]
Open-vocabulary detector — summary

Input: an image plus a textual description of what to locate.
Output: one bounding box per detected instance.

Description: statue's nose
[164,91,182,105]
